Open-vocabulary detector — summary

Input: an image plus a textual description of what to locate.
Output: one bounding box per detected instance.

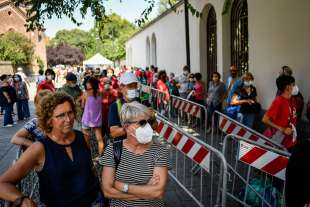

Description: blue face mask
[127,89,137,100]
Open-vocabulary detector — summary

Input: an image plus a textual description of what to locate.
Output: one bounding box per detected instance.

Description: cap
[119,72,138,85]
[66,72,77,81]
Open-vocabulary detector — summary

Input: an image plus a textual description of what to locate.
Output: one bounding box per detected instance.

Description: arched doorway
[151,33,157,66]
[206,6,217,85]
[146,37,150,67]
[231,0,248,75]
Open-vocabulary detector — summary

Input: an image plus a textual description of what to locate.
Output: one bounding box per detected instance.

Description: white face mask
[135,123,154,144]
[292,85,299,96]
[244,81,253,87]
[127,89,137,100]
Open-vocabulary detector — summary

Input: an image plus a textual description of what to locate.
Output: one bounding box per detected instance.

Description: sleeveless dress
[82,95,102,127]
[37,130,100,207]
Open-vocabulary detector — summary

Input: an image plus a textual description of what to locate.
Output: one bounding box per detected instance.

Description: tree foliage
[48,13,137,62]
[12,0,155,30]
[158,0,180,14]
[48,29,96,58]
[0,31,34,65]
[95,13,137,61]
[47,43,84,66]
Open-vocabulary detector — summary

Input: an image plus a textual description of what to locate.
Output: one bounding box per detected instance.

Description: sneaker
[3,124,13,128]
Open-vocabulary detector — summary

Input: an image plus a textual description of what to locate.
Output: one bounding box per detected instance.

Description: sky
[44,0,160,38]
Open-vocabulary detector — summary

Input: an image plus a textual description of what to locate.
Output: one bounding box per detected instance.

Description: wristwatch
[12,195,28,207]
[122,183,129,193]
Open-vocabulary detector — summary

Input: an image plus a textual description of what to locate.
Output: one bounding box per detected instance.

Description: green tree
[95,13,137,62]
[158,0,180,14]
[12,0,156,30]
[36,56,45,70]
[48,29,96,58]
[0,31,34,65]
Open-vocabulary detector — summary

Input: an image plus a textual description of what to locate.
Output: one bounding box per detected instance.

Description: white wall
[126,4,187,73]
[126,0,310,110]
[248,0,310,108]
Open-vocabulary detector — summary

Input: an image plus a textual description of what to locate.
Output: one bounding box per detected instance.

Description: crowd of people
[0,63,309,206]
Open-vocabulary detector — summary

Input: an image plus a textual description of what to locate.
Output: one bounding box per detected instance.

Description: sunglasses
[129,119,153,127]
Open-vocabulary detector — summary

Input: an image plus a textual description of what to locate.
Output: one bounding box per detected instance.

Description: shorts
[82,122,102,129]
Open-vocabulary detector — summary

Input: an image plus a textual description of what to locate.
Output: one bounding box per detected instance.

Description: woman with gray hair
[100,101,169,207]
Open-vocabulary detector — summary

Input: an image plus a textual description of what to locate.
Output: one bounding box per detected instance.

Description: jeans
[3,103,13,126]
[237,112,255,128]
[16,99,30,120]
[207,102,221,128]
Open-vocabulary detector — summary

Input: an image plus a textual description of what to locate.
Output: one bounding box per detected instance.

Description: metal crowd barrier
[139,84,208,141]
[211,111,287,152]
[220,134,290,207]
[155,115,228,207]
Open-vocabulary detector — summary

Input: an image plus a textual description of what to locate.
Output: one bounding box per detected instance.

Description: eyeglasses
[53,110,75,121]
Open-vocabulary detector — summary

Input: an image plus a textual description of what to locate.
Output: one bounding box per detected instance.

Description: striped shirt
[99,142,169,207]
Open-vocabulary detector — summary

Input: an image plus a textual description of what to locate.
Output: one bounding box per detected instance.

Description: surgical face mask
[14,77,20,82]
[291,85,299,96]
[244,81,253,87]
[127,89,137,100]
[135,123,154,144]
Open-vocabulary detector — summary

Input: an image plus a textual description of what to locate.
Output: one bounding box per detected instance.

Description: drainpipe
[184,0,191,68]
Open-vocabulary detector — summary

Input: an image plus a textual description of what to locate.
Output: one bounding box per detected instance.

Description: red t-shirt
[135,70,142,78]
[37,80,55,93]
[156,80,170,102]
[146,71,154,85]
[266,95,297,129]
[194,82,205,101]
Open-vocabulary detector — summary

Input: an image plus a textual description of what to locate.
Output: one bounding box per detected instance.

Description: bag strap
[112,139,123,170]
[116,98,122,118]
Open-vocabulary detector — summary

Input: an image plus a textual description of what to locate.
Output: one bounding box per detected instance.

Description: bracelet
[12,195,28,207]
[122,183,129,193]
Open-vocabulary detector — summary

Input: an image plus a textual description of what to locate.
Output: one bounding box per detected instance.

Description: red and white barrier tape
[218,114,296,149]
[219,115,267,145]
[239,141,288,180]
[172,98,201,118]
[156,120,210,172]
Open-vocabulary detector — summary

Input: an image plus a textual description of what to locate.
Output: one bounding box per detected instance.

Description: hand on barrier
[282,127,293,136]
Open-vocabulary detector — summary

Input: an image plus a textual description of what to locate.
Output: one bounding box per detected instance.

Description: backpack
[104,140,123,207]
[112,139,123,170]
[0,88,8,107]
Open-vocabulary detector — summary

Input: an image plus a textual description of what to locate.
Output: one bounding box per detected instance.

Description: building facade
[126,0,310,110]
[0,0,47,74]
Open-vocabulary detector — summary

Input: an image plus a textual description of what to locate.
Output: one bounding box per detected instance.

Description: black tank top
[38,130,99,207]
